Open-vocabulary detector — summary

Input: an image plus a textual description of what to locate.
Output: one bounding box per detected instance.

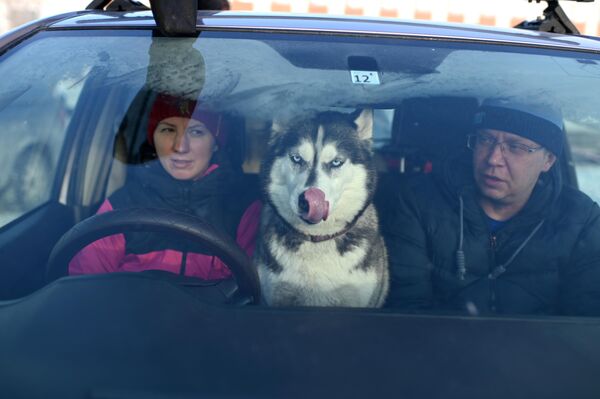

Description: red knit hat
[146,93,224,145]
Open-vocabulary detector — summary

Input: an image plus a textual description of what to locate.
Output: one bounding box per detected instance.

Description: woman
[69,93,261,280]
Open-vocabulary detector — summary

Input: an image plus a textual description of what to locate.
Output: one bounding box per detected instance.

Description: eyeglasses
[466,133,544,158]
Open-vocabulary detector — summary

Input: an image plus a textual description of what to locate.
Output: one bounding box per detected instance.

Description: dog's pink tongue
[303,187,330,224]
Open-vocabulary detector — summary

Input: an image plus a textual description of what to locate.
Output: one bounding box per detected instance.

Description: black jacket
[384,157,600,316]
[110,159,251,256]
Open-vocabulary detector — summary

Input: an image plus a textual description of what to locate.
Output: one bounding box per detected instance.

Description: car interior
[0,92,578,301]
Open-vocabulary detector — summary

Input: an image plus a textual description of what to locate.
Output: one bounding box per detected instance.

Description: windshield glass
[1,28,600,317]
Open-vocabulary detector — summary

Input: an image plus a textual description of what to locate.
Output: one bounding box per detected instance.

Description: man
[384,99,600,316]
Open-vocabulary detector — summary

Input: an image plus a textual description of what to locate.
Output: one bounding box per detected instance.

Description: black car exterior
[0,6,600,398]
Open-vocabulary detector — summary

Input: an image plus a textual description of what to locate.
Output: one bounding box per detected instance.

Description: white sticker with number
[350,70,380,85]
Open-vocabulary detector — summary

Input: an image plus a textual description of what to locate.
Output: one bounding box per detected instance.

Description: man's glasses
[467,133,544,158]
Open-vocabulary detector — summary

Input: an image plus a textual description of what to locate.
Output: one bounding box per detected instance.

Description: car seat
[380,96,478,175]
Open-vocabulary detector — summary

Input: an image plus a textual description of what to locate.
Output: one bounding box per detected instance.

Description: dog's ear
[269,119,287,144]
[271,119,286,135]
[354,108,373,140]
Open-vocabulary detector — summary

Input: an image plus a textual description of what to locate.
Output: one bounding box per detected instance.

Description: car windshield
[1,25,600,316]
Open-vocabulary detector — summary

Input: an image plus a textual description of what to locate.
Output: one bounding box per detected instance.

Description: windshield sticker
[350,70,380,85]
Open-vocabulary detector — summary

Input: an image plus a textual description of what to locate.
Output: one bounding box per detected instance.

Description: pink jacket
[68,199,262,280]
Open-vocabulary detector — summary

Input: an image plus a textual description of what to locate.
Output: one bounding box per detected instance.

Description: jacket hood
[136,157,240,204]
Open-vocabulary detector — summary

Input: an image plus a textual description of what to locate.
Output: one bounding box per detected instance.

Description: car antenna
[86,0,198,37]
[514,0,594,35]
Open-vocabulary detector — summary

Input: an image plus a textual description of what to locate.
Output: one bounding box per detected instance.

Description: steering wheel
[46,208,261,304]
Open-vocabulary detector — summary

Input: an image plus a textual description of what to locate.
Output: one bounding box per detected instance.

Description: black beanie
[473,100,565,156]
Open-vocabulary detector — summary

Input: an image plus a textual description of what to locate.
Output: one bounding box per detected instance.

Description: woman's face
[153,116,217,180]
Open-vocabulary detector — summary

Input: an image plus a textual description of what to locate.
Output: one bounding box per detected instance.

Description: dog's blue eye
[330,158,345,168]
[290,154,304,164]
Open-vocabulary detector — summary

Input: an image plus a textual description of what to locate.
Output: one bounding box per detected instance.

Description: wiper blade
[0,85,30,114]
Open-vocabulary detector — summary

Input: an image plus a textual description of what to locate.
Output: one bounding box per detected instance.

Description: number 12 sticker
[350,70,380,85]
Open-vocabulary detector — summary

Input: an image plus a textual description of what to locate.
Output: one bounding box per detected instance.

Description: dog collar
[268,200,370,243]
[308,224,354,242]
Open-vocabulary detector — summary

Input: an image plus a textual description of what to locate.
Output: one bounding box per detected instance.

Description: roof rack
[514,0,595,35]
[86,0,199,37]
[86,0,149,12]
[150,0,197,37]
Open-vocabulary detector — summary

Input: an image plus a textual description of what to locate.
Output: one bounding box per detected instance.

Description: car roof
[44,10,600,53]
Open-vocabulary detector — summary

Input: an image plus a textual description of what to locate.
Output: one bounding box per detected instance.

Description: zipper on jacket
[488,233,498,313]
[489,235,497,250]
[183,186,192,214]
[180,251,188,276]
[181,185,191,276]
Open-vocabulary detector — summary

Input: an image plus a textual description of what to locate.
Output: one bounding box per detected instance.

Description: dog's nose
[298,188,329,224]
[298,194,309,213]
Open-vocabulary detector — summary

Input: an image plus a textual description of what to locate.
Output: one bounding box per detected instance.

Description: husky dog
[255,110,389,307]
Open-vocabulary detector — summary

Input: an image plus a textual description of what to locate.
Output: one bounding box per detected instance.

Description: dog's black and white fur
[254,110,389,307]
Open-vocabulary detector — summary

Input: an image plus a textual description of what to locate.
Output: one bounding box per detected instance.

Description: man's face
[472,129,556,209]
